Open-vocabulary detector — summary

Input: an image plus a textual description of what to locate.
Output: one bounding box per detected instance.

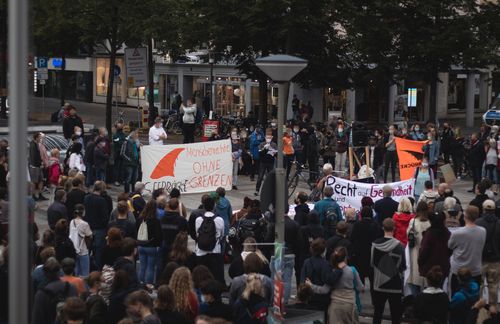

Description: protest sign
[325,176,415,213]
[395,137,428,180]
[141,139,233,193]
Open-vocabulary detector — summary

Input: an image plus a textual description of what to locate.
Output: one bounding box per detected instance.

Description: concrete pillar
[244,79,252,114]
[287,82,295,119]
[346,89,356,122]
[436,72,449,119]
[466,73,475,128]
[388,83,397,124]
[479,72,490,111]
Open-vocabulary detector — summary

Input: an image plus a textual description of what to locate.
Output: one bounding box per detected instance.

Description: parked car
[483,94,500,126]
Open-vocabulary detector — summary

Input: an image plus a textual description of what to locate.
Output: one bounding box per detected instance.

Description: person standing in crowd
[125,290,162,324]
[148,117,167,146]
[410,124,425,141]
[413,157,434,202]
[180,98,197,144]
[254,130,277,196]
[423,130,440,177]
[293,192,310,227]
[418,180,439,205]
[69,204,93,276]
[313,186,342,236]
[195,196,225,284]
[54,219,77,262]
[441,122,456,165]
[62,105,84,142]
[449,267,480,324]
[82,271,108,324]
[168,267,199,322]
[292,94,300,119]
[108,201,136,238]
[374,185,399,225]
[113,122,127,187]
[470,180,490,215]
[32,258,78,324]
[233,273,269,323]
[47,190,68,230]
[418,211,452,280]
[292,124,304,165]
[413,265,449,323]
[68,142,85,174]
[350,206,382,303]
[392,197,415,247]
[476,199,500,289]
[60,257,87,295]
[136,200,162,285]
[384,125,398,183]
[334,121,349,176]
[121,130,140,193]
[84,134,97,188]
[306,126,320,183]
[30,132,47,201]
[283,126,295,181]
[448,205,486,294]
[101,228,124,267]
[93,140,109,182]
[215,187,232,242]
[485,138,498,186]
[230,130,242,189]
[325,221,351,261]
[298,210,325,264]
[321,128,336,166]
[366,135,383,179]
[84,181,110,269]
[371,218,406,324]
[249,126,264,182]
[199,279,233,321]
[154,285,189,324]
[406,201,431,296]
[469,133,486,193]
[65,177,86,219]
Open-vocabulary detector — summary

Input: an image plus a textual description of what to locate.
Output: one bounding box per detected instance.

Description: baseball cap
[483,199,495,211]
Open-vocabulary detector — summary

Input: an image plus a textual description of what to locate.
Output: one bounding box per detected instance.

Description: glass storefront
[95,57,126,101]
[36,70,93,102]
[194,77,248,116]
[447,73,479,111]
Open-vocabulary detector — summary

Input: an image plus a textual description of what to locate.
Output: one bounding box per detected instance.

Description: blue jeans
[95,167,106,182]
[124,165,138,193]
[75,254,90,277]
[271,254,295,304]
[85,163,95,187]
[92,228,106,270]
[138,246,158,284]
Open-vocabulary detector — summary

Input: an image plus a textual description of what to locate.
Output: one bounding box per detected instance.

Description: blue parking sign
[37,57,48,68]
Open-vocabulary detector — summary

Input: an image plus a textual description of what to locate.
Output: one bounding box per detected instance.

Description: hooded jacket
[371,237,406,293]
[393,212,415,247]
[249,130,264,160]
[216,196,232,236]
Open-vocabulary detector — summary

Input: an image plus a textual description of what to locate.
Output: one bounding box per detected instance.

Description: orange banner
[395,137,428,180]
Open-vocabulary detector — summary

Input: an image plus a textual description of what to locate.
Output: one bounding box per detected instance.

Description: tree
[33,0,84,107]
[190,0,349,124]
[79,0,142,135]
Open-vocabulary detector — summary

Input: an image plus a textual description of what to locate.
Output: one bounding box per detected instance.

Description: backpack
[444,210,461,228]
[323,205,339,238]
[99,265,115,304]
[41,282,71,322]
[197,215,217,251]
[237,217,266,243]
[482,219,499,260]
[137,220,149,242]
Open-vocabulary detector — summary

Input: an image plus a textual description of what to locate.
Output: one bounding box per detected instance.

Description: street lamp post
[255,55,307,244]
[209,56,214,117]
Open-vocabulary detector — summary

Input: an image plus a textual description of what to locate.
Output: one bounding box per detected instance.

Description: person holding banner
[384,125,398,183]
[413,157,435,202]
[423,132,440,177]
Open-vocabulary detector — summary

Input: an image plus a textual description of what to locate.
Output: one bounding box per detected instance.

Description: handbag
[408,218,416,249]
[351,266,362,313]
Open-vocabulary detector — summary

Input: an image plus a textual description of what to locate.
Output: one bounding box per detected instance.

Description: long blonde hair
[168,267,195,316]
[242,274,265,300]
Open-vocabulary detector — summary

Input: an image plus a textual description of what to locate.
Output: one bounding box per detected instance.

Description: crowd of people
[1,99,500,324]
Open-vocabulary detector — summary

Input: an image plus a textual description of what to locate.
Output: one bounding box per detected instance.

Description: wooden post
[348,147,354,179]
[365,146,370,168]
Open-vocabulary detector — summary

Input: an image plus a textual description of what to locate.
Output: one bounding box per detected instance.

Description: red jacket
[393,212,415,247]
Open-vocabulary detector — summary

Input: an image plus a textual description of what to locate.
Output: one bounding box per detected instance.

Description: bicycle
[164,113,183,135]
[287,161,318,199]
[115,110,125,125]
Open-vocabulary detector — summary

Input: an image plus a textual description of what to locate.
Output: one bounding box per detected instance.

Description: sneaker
[38,194,48,201]
[232,186,238,190]
[254,191,259,196]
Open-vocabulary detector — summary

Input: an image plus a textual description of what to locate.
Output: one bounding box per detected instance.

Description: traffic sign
[37,57,48,68]
[114,65,121,77]
[39,79,46,85]
[124,47,148,87]
[38,68,48,80]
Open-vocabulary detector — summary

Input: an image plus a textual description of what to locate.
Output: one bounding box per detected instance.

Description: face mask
[266,138,272,143]
[271,123,276,128]
[428,135,432,140]
[338,128,343,133]
[402,130,407,135]
[75,131,82,136]
[293,128,299,133]
[421,162,429,167]
[231,132,237,139]
[415,127,420,131]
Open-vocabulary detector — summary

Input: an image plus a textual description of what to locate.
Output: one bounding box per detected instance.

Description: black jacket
[62,115,83,139]
[136,216,162,247]
[82,293,108,324]
[161,211,188,249]
[469,140,486,167]
[84,193,110,230]
[294,204,310,227]
[413,290,449,324]
[113,257,139,288]
[285,216,301,255]
[470,194,489,215]
[228,254,271,279]
[350,218,383,277]
[47,201,68,230]
[325,234,351,261]
[101,246,123,267]
[202,300,233,321]
[298,220,325,263]
[29,141,42,167]
[188,208,205,241]
[476,212,500,262]
[65,188,87,219]
[374,197,399,225]
[93,146,109,170]
[32,280,77,324]
[155,308,189,324]
[108,218,136,239]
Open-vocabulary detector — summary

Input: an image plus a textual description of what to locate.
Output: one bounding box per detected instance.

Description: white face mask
[265,137,272,143]
[389,130,394,135]
[293,128,299,133]
[415,127,420,131]
[231,132,237,139]
[402,130,407,135]
[421,162,429,167]
[271,123,276,128]
[338,128,343,133]
[75,131,82,136]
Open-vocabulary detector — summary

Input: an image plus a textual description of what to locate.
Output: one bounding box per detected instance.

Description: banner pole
[348,147,354,179]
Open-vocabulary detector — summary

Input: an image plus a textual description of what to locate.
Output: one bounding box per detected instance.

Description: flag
[395,137,428,180]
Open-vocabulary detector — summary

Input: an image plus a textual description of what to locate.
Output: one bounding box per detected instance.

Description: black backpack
[324,206,339,238]
[41,282,71,322]
[197,215,217,251]
[238,217,266,243]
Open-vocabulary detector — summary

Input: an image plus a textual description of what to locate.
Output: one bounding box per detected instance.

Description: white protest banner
[141,139,233,194]
[325,176,415,213]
